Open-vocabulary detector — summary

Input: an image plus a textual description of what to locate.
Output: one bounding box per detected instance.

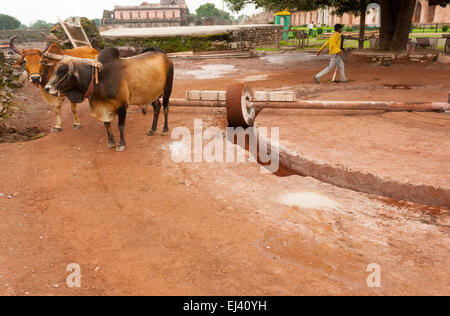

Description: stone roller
[170,84,450,128]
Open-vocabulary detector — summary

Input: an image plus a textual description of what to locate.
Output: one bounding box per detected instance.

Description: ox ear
[65,89,85,104]
[13,57,25,68]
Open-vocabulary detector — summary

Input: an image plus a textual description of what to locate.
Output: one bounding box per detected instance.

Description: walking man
[308,21,315,37]
[314,24,348,84]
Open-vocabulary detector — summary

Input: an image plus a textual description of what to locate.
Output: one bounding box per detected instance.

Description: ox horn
[67,60,75,77]
[9,35,23,55]
[40,32,52,55]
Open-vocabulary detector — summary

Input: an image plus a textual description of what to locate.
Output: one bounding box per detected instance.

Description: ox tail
[164,61,174,103]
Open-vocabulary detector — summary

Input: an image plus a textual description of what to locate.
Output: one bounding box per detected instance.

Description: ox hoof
[116,145,126,152]
[147,130,156,137]
[107,142,116,150]
[73,124,81,130]
[51,127,62,133]
[160,131,169,137]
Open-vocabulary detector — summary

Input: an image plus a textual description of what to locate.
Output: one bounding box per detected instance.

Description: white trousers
[315,54,347,81]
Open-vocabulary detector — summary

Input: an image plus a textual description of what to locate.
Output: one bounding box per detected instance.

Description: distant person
[314,24,348,84]
[308,21,315,36]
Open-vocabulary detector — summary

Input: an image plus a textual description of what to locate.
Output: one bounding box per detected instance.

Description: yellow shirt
[319,32,342,55]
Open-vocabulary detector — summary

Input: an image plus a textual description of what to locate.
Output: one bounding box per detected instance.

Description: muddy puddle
[0,124,46,143]
[181,64,237,79]
[261,53,329,65]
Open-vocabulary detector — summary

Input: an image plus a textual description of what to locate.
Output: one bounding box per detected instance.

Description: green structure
[275,11,291,41]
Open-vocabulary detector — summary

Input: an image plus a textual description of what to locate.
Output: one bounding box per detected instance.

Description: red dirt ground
[0,53,449,296]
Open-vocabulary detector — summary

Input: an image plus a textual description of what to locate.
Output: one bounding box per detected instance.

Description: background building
[101,0,188,30]
[413,0,450,24]
[291,4,381,27]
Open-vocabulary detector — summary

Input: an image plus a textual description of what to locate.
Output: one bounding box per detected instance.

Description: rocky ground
[0,52,33,143]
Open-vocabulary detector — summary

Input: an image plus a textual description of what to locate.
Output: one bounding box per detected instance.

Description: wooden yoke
[43,52,103,70]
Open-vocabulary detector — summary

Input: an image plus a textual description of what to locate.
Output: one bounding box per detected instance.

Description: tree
[378,0,449,50]
[236,14,250,24]
[225,0,450,51]
[196,3,233,21]
[0,14,21,30]
[93,19,101,28]
[29,20,54,29]
[327,1,371,49]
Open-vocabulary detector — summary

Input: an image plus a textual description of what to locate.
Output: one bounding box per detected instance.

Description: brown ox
[9,36,98,131]
[45,47,174,152]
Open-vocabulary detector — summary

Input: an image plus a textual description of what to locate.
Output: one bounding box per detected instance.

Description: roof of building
[275,11,292,16]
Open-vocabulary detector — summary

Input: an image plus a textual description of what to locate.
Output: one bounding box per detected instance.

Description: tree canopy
[196,3,233,21]
[225,0,449,12]
[29,20,54,29]
[0,14,21,30]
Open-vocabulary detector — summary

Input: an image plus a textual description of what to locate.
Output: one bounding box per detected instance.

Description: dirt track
[0,53,449,295]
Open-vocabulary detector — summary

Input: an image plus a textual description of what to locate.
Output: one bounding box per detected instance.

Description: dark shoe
[314,77,321,84]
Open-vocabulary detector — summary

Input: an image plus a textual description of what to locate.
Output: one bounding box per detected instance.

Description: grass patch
[256,47,281,52]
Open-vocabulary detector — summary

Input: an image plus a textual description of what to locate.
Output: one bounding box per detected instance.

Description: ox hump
[98,47,121,65]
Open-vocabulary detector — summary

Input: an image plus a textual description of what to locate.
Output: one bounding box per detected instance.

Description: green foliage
[29,20,54,29]
[106,33,232,53]
[0,14,21,30]
[196,3,232,20]
[317,27,324,35]
[443,25,449,32]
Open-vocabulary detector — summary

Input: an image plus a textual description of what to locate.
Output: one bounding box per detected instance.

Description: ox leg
[161,97,170,136]
[52,105,63,133]
[161,63,173,137]
[71,102,81,130]
[147,100,161,137]
[105,122,115,149]
[116,106,127,152]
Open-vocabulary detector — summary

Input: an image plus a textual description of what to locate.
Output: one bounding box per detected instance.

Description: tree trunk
[358,1,367,49]
[379,0,417,51]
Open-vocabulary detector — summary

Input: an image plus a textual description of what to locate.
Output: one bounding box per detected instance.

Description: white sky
[0,0,258,26]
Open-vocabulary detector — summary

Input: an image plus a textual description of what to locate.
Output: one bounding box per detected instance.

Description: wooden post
[276,30,280,49]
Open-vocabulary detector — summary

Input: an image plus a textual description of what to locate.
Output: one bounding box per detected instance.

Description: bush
[317,28,324,35]
[345,27,353,32]
[443,25,449,32]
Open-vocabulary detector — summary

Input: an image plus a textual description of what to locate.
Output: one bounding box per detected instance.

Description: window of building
[172,11,175,19]
[146,12,150,19]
